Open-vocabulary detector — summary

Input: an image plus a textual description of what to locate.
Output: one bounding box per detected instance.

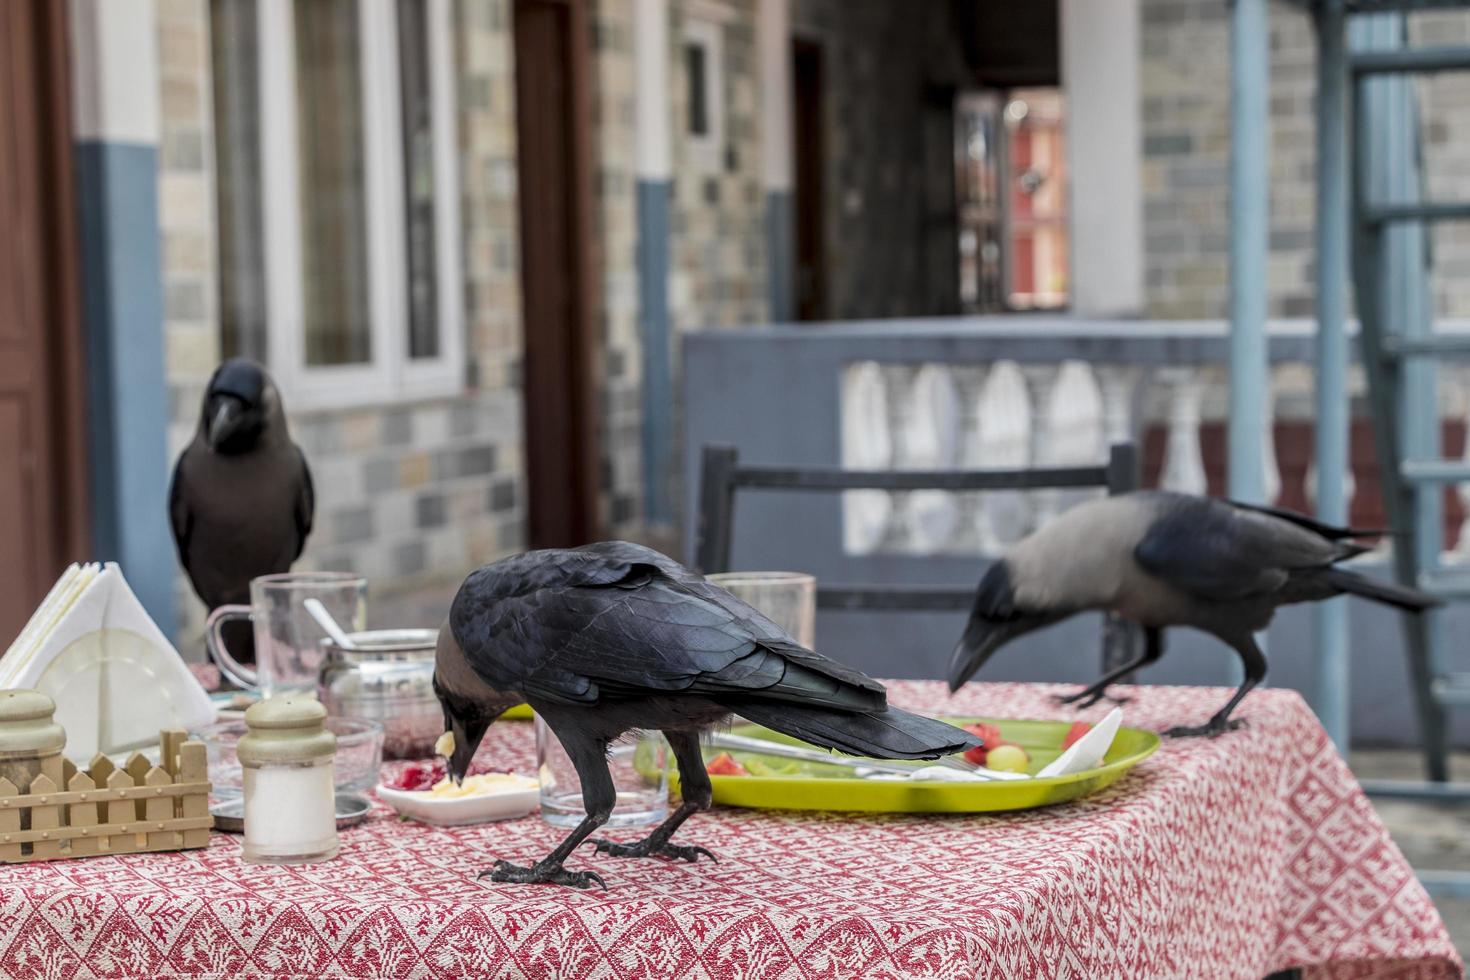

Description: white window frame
[683,16,725,175]
[256,0,465,411]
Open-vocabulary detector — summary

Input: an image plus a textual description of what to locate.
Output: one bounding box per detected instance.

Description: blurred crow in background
[169,359,314,663]
[434,540,980,889]
[949,491,1437,736]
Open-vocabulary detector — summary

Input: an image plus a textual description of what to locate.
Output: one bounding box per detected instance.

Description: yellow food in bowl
[425,773,538,799]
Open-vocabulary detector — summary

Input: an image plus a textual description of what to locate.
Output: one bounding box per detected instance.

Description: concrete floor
[1350,749,1470,958]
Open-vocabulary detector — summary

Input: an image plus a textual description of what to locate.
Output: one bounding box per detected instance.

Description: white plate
[375,781,540,826]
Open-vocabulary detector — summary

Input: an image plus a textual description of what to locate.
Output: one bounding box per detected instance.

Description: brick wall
[1141,0,1470,319]
[590,0,645,534]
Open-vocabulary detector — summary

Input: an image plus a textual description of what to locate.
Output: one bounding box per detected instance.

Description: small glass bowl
[193,716,385,797]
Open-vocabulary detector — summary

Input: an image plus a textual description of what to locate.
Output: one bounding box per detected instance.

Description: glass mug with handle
[206,573,367,697]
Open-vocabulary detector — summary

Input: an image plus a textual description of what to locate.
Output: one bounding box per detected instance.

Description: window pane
[295,0,372,366]
[397,0,439,360]
[211,0,268,362]
[686,43,708,137]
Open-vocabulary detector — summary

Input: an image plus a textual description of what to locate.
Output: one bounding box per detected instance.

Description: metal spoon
[304,598,358,651]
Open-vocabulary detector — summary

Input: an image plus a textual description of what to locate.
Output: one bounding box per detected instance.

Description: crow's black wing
[449,544,885,711]
[1226,499,1382,541]
[293,448,315,560]
[1134,496,1347,602]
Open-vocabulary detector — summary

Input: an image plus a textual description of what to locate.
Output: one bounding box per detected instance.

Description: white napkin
[1,563,214,760]
[1035,707,1123,779]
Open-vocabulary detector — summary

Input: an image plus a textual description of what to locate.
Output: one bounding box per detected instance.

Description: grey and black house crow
[434,540,980,889]
[169,358,315,660]
[949,491,1438,737]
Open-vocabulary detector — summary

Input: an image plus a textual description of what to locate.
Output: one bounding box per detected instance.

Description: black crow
[169,359,314,660]
[948,491,1438,737]
[434,541,980,889]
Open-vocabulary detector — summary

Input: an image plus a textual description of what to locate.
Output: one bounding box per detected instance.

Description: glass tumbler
[705,571,817,647]
[535,715,668,829]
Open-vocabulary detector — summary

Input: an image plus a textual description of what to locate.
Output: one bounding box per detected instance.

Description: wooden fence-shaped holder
[0,730,212,862]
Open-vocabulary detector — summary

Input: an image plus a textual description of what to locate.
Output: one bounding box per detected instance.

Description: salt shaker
[0,690,65,796]
[238,696,338,864]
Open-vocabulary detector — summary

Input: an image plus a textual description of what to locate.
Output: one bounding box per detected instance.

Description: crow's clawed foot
[1164,717,1247,739]
[478,858,607,889]
[591,837,717,864]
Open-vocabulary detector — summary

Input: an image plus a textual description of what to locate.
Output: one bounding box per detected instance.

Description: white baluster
[1049,362,1107,515]
[903,364,962,554]
[840,361,894,554]
[1156,367,1208,495]
[971,361,1033,551]
[1097,365,1143,448]
[885,364,920,550]
[1263,368,1282,506]
[1021,363,1062,526]
[951,365,988,554]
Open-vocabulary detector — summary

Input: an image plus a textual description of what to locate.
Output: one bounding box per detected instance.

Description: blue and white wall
[759,0,794,322]
[70,0,177,631]
[635,0,676,526]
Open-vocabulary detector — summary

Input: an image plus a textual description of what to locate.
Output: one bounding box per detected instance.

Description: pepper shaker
[238,696,337,864]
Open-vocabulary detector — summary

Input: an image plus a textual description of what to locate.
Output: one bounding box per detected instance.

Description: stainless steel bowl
[318,628,440,759]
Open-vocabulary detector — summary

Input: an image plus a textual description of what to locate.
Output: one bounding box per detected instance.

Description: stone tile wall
[1141,0,1470,319]
[590,0,646,534]
[668,0,768,334]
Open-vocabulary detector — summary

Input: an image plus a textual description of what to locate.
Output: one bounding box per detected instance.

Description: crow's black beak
[206,396,247,452]
[438,711,492,786]
[948,618,1037,692]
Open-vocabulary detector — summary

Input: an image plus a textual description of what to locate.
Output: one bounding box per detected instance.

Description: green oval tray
[666,717,1159,814]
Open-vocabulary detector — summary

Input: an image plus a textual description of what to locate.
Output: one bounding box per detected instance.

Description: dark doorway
[792,38,825,322]
[0,1,88,642]
[513,0,601,549]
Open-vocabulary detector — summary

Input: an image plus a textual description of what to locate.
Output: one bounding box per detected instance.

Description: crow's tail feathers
[729,701,980,760]
[1325,568,1441,612]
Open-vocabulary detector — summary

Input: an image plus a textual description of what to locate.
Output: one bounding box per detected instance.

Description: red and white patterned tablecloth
[0,681,1456,980]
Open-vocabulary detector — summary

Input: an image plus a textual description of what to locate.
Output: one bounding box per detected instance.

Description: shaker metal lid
[239,696,335,764]
[0,690,64,754]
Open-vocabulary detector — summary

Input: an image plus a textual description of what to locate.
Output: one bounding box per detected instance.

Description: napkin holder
[0,730,211,863]
[1,563,215,760]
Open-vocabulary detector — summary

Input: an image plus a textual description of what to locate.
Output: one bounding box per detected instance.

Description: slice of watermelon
[962,722,1003,766]
[705,752,750,777]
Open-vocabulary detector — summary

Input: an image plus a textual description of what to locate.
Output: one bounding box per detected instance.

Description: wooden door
[513,0,601,549]
[0,2,87,643]
[792,38,825,321]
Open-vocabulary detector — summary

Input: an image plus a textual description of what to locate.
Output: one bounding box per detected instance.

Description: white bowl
[375,780,539,826]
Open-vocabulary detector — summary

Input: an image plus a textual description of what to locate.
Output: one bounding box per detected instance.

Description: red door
[0,1,88,644]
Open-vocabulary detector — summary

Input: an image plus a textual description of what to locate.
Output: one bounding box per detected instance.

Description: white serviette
[1035,707,1123,779]
[2,563,214,760]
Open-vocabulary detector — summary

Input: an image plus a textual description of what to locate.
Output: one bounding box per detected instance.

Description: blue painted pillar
[70,0,177,631]
[1227,0,1270,508]
[1314,0,1350,748]
[759,0,794,321]
[635,0,675,526]
[1228,0,1270,686]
